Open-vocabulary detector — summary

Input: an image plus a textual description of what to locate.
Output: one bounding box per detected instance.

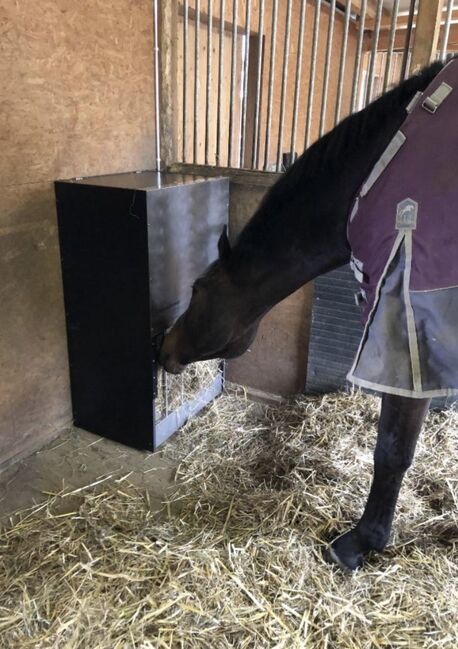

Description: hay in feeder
[1,391,457,648]
[155,359,221,419]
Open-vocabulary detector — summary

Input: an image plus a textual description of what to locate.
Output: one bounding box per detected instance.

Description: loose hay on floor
[1,392,457,648]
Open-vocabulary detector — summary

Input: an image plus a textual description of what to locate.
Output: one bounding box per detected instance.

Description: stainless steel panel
[146,177,229,332]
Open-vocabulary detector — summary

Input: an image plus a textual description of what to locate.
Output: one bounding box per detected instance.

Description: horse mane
[264,60,445,207]
[230,59,446,269]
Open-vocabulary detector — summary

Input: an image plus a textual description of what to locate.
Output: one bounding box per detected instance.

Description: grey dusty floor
[0,427,176,524]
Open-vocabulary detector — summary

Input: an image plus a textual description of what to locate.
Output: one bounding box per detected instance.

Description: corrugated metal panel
[305,264,363,394]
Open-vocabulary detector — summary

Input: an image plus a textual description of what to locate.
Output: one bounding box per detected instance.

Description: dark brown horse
[160,61,446,570]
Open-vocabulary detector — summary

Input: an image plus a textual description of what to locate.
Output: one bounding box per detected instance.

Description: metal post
[228,0,239,167]
[205,0,213,165]
[193,0,201,163]
[182,0,189,162]
[350,0,367,113]
[365,0,384,105]
[153,0,161,169]
[383,0,400,93]
[264,0,278,170]
[319,0,336,137]
[334,0,351,125]
[239,0,252,167]
[305,0,322,149]
[216,0,226,165]
[290,0,307,157]
[252,0,265,169]
[276,0,293,170]
[400,0,416,80]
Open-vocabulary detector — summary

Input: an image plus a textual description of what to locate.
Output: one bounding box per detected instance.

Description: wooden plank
[159,0,179,167]
[350,0,384,20]
[410,0,444,73]
[367,6,458,32]
[168,162,281,187]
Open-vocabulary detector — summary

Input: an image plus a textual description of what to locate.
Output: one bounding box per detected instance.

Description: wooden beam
[367,5,458,31]
[168,162,280,187]
[349,0,384,21]
[410,0,444,73]
[159,0,178,168]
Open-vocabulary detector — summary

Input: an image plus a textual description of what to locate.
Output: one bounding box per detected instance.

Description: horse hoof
[327,531,365,571]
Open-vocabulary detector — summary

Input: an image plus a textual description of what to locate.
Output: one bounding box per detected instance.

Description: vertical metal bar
[252,0,265,169]
[236,35,247,168]
[365,0,384,105]
[383,0,400,93]
[350,0,367,113]
[182,0,189,162]
[400,0,416,80]
[441,0,454,61]
[205,0,213,165]
[239,0,252,167]
[263,0,278,170]
[163,371,169,417]
[334,0,352,125]
[216,0,225,165]
[153,0,161,170]
[319,0,336,137]
[290,0,307,157]
[193,0,201,163]
[228,0,239,168]
[305,0,322,149]
[276,0,293,170]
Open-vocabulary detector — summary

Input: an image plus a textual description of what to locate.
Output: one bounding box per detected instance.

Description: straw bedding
[0,391,457,648]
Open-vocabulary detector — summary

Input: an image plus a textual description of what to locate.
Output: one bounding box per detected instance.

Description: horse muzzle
[158,331,187,374]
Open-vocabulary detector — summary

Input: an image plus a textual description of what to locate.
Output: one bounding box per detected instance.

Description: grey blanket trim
[347,375,458,399]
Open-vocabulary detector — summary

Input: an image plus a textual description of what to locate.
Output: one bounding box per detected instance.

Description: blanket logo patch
[396,198,418,230]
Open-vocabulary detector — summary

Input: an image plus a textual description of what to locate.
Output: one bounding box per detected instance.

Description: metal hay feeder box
[55,171,229,450]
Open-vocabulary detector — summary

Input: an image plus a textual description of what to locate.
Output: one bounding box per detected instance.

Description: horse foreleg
[329,394,430,570]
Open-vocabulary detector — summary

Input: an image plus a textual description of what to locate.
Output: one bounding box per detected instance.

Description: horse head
[159,228,259,374]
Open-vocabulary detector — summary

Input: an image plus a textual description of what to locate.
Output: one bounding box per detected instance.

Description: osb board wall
[0,1,156,468]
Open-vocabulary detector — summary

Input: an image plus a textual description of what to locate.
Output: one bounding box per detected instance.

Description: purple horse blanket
[347,59,458,399]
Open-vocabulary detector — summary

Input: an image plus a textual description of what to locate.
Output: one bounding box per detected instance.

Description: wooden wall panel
[0,214,69,464]
[0,1,156,468]
[225,181,314,396]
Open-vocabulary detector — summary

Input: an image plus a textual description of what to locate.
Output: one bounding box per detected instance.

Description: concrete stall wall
[0,1,156,467]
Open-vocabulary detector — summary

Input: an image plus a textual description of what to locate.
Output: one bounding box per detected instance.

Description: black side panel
[305,265,364,394]
[55,183,154,449]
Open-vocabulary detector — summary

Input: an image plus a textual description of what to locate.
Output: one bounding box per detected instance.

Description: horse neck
[230,63,444,321]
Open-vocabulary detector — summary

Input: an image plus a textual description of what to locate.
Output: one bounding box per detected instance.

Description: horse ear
[218,226,231,262]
